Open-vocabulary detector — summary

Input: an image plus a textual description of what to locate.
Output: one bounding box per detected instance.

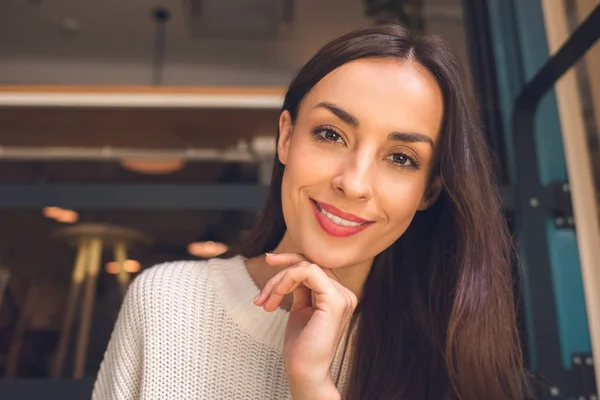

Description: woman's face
[278,58,444,269]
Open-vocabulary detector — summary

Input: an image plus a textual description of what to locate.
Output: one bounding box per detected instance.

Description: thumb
[290,283,312,312]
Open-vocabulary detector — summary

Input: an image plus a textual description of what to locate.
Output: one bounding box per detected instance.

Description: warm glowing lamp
[106,259,141,274]
[120,159,184,175]
[54,209,79,224]
[43,206,63,219]
[43,207,79,224]
[188,241,228,258]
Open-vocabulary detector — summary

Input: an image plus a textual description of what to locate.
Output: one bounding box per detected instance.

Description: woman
[93,25,527,399]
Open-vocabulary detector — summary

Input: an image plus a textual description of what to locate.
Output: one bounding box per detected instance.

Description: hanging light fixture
[43,206,79,224]
[120,158,184,175]
[152,7,171,86]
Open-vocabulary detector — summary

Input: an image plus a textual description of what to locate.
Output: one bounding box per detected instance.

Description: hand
[253,253,357,399]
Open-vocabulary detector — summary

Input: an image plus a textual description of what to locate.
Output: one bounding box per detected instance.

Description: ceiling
[0,0,373,85]
[0,0,467,86]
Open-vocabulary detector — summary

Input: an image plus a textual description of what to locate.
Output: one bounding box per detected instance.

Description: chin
[299,242,358,269]
[287,220,382,269]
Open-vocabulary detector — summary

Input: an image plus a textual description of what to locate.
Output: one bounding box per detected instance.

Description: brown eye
[312,127,345,144]
[393,154,410,165]
[325,130,341,142]
[387,152,420,170]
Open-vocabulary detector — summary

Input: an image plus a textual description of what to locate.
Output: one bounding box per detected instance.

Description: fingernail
[253,292,261,302]
[265,253,274,257]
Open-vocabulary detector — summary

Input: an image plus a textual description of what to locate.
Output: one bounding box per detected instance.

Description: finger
[266,253,343,284]
[262,261,313,312]
[263,278,302,312]
[291,284,312,312]
[264,253,308,267]
[330,279,358,308]
[264,263,336,312]
[253,268,287,306]
[329,279,358,323]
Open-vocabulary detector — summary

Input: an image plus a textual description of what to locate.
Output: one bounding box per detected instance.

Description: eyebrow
[388,132,435,148]
[314,102,359,127]
[314,101,435,148]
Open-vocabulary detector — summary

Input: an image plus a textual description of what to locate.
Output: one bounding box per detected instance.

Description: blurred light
[106,260,141,274]
[43,206,62,219]
[121,159,184,175]
[188,241,228,258]
[43,206,79,224]
[54,209,79,224]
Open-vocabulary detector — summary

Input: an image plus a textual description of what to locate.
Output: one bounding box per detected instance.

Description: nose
[331,150,373,201]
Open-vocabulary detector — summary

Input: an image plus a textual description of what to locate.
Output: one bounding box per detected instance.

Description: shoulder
[133,259,209,292]
[126,256,243,309]
[131,257,237,297]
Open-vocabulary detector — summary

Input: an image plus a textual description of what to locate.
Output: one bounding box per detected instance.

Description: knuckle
[273,282,286,295]
[308,263,321,274]
[295,261,310,270]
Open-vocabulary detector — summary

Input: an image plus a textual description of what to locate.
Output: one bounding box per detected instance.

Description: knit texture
[92,256,351,399]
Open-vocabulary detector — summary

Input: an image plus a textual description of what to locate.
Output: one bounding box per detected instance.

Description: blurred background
[0,0,598,399]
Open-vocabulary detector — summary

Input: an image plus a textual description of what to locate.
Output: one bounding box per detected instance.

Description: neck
[247,231,373,302]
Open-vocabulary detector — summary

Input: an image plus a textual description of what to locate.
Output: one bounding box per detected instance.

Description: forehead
[299,58,444,143]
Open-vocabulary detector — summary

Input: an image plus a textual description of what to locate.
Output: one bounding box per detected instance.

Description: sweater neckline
[209,256,289,350]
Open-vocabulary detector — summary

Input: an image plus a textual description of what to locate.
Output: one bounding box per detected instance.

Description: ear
[418,175,442,211]
[277,110,293,165]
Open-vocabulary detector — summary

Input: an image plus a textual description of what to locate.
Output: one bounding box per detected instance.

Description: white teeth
[317,205,363,227]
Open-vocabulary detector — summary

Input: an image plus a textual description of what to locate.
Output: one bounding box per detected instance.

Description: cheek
[284,138,341,190]
[280,139,335,224]
[376,174,427,224]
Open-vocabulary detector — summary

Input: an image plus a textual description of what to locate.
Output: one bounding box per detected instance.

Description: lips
[316,200,370,223]
[310,199,374,238]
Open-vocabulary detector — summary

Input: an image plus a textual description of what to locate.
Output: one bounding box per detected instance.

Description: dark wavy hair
[228,25,527,399]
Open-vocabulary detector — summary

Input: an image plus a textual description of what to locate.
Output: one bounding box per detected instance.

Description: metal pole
[74,237,102,379]
[52,239,90,379]
[541,1,600,391]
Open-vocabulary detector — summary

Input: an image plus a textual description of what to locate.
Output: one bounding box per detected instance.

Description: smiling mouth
[310,199,374,237]
[313,201,365,227]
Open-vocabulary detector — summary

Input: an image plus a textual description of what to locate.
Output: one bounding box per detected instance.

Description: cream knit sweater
[92,256,351,399]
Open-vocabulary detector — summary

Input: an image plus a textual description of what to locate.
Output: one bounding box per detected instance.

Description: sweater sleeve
[92,271,148,400]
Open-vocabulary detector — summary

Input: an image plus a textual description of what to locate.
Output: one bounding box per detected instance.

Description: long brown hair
[229,25,527,399]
